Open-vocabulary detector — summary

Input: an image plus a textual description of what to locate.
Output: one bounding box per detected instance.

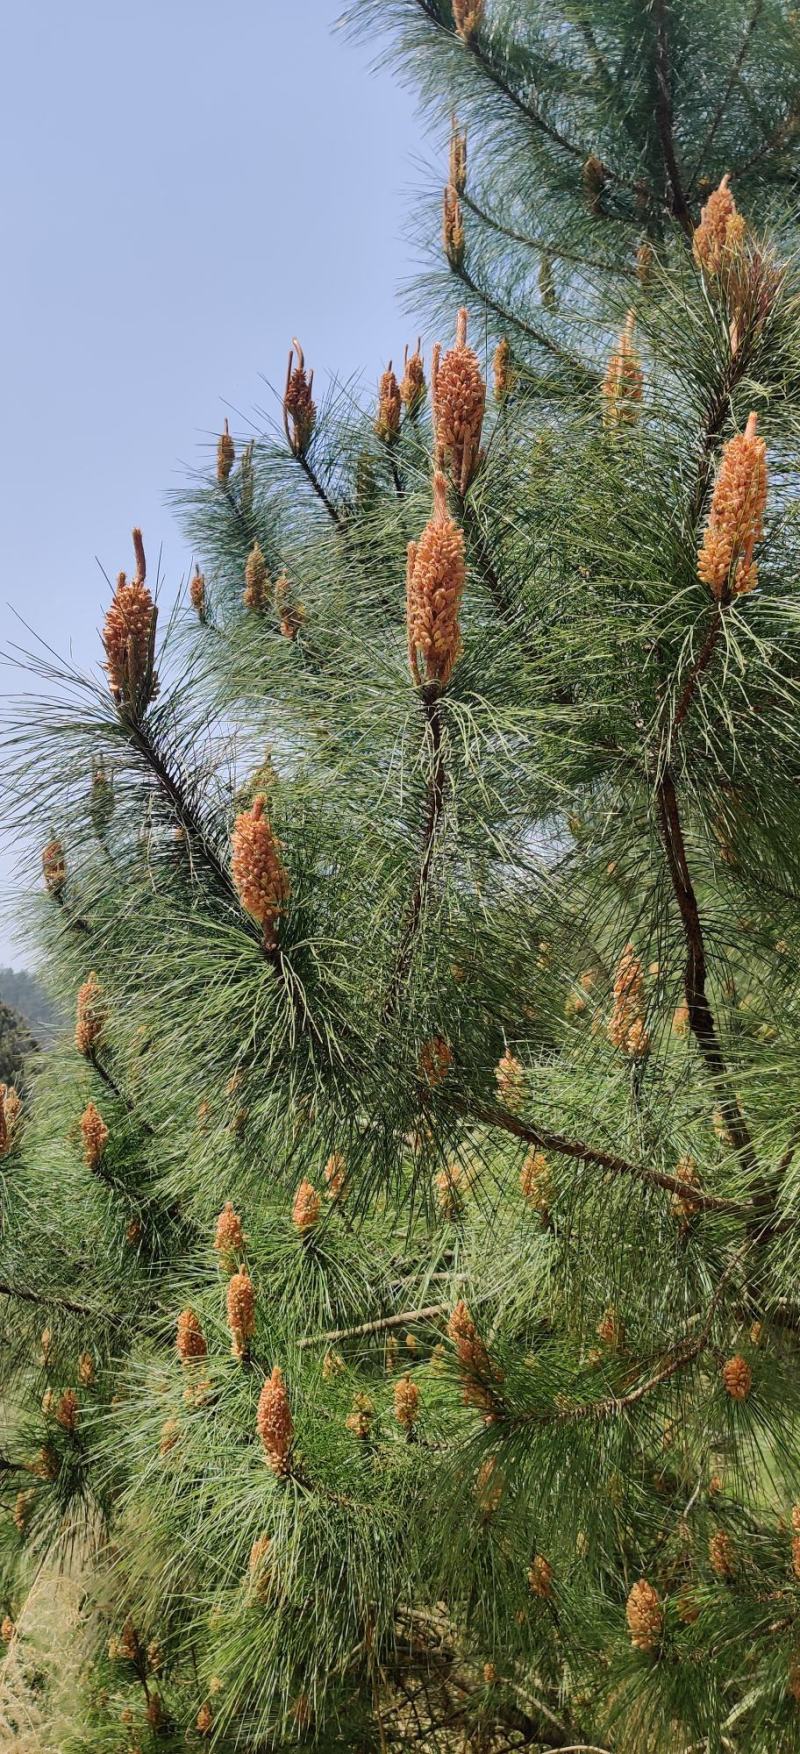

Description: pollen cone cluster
[81,1100,109,1169]
[375,364,402,442]
[87,769,113,856]
[476,1454,503,1515]
[432,308,485,493]
[324,1152,347,1201]
[75,972,106,1056]
[227,1268,255,1360]
[583,153,606,214]
[394,1374,420,1431]
[672,1155,701,1224]
[248,1534,273,1601]
[791,1544,800,1606]
[528,1554,553,1599]
[217,418,235,484]
[443,184,464,269]
[35,1444,59,1480]
[42,836,66,897]
[102,533,158,713]
[597,1305,624,1350]
[452,0,484,39]
[449,119,467,195]
[292,1179,321,1232]
[0,1084,21,1157]
[257,1366,293,1474]
[419,1033,454,1087]
[406,474,466,688]
[160,1417,180,1456]
[214,1200,245,1268]
[283,340,316,456]
[13,1489,33,1533]
[602,312,644,427]
[435,1162,463,1219]
[230,794,290,948]
[495,1049,525,1112]
[539,251,556,310]
[448,1299,499,1412]
[244,541,269,611]
[673,1001,689,1038]
[176,1309,207,1363]
[492,337,511,402]
[520,1150,552,1218]
[56,1389,79,1431]
[119,1616,140,1662]
[608,944,650,1058]
[722,1353,752,1401]
[693,175,746,276]
[693,178,777,354]
[626,1578,662,1651]
[636,239,654,286]
[282,602,305,645]
[274,572,305,641]
[240,438,255,514]
[346,1392,375,1439]
[697,412,767,600]
[709,1528,735,1577]
[400,340,426,414]
[190,566,206,619]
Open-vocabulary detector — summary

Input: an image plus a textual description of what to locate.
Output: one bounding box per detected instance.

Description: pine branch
[221,482,255,546]
[460,190,636,278]
[686,0,765,192]
[729,99,800,178]
[455,260,598,380]
[0,1453,31,1475]
[654,765,757,1174]
[779,1126,800,1178]
[384,686,446,1017]
[652,0,694,235]
[549,1329,708,1421]
[460,494,522,629]
[88,1049,154,1134]
[571,11,614,91]
[295,450,346,527]
[299,1304,446,1348]
[441,1091,752,1215]
[412,0,589,167]
[529,1239,750,1424]
[0,1279,123,1325]
[52,889,91,935]
[121,713,235,902]
[655,355,761,1176]
[671,605,723,733]
[568,4,650,166]
[122,713,314,1022]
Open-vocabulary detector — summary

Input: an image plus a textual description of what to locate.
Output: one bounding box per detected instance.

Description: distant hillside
[0,1000,37,1086]
[0,967,63,1046]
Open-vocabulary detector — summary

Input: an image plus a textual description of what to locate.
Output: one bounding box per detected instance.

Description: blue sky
[0,1,427,962]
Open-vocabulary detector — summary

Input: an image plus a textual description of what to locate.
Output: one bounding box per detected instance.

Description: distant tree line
[0,966,61,1045]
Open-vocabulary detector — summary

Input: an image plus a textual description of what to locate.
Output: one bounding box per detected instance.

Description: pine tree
[6,4,800,1748]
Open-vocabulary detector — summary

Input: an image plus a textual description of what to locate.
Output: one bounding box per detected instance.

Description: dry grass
[0,1560,88,1753]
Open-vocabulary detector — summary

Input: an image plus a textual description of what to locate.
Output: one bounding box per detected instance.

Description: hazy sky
[0,1,427,963]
